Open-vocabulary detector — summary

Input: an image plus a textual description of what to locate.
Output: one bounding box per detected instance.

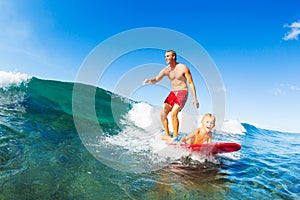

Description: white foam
[127,102,246,135]
[93,98,255,174]
[126,102,162,133]
[0,71,31,89]
[126,102,198,134]
[101,103,247,172]
[112,102,246,160]
[217,119,246,135]
[127,102,154,128]
[219,151,241,160]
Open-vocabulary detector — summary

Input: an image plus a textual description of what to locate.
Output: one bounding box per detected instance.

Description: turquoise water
[0,75,299,199]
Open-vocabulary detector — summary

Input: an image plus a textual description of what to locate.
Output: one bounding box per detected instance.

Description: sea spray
[0,71,31,89]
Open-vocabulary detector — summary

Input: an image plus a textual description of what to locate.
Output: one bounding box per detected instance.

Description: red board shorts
[164,90,188,110]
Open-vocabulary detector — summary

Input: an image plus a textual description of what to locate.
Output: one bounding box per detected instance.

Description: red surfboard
[169,142,241,154]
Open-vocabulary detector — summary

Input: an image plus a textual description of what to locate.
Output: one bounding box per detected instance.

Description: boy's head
[201,113,215,132]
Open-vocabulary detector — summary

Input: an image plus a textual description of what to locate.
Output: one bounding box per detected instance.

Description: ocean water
[0,71,299,200]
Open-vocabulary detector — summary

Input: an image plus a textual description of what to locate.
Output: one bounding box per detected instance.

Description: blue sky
[1,0,300,132]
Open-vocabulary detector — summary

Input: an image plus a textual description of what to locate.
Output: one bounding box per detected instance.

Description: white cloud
[283,21,300,40]
[273,87,282,96]
[273,83,300,95]
[287,83,300,91]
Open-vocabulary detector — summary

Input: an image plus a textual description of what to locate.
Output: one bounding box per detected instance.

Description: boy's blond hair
[201,113,215,124]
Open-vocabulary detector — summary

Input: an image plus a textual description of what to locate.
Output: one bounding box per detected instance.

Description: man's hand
[193,99,199,108]
[143,79,151,85]
[143,78,156,85]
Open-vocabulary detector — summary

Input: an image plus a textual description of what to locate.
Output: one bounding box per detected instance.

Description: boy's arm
[179,129,198,144]
[206,132,212,144]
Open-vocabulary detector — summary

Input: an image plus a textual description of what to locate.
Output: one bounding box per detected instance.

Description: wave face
[0,71,299,199]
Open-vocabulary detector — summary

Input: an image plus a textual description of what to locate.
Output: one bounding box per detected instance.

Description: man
[143,50,199,138]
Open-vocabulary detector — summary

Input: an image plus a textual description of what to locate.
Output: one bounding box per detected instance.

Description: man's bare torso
[164,63,188,91]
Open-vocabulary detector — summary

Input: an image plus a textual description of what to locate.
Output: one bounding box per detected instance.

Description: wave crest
[0,71,31,89]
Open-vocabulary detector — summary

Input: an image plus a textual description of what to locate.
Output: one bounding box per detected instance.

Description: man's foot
[160,135,173,143]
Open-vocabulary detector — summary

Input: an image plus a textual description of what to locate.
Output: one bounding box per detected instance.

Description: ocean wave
[0,71,31,89]
[1,74,299,199]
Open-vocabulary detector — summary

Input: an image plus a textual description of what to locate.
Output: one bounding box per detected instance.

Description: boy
[162,113,215,144]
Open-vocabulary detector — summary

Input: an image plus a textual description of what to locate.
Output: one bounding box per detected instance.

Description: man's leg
[161,103,172,136]
[171,104,181,138]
